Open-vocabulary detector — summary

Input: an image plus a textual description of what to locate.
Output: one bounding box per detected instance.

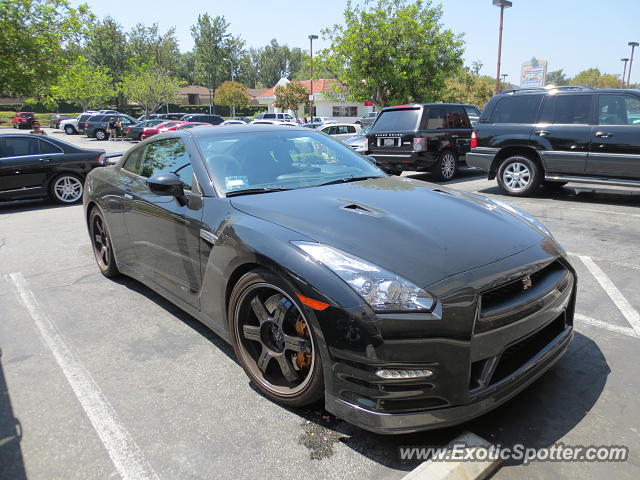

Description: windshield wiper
[317,175,381,187]
[225,187,291,197]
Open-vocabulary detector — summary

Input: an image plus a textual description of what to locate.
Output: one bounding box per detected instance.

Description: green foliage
[256,40,304,87]
[127,23,181,74]
[53,59,114,110]
[440,65,494,108]
[545,69,569,86]
[0,0,94,98]
[291,53,335,81]
[120,66,180,115]
[320,0,464,107]
[570,68,620,88]
[85,17,129,85]
[215,81,250,110]
[274,82,309,117]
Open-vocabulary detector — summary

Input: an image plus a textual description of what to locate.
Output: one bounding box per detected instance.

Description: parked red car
[140,121,209,140]
[12,112,35,129]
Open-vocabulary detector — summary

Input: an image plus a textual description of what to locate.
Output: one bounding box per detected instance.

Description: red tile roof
[257,79,340,98]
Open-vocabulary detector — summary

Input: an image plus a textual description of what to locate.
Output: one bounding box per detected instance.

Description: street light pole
[627,42,639,87]
[493,0,512,95]
[501,73,508,89]
[621,58,629,88]
[308,34,318,118]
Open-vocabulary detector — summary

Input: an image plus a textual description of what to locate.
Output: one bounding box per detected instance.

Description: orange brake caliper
[295,318,312,369]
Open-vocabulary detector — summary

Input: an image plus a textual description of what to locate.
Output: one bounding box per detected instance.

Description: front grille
[476,260,571,332]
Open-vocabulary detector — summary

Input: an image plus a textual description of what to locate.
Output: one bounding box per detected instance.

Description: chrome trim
[371,154,412,158]
[200,229,219,245]
[588,152,640,159]
[538,150,587,157]
[544,175,640,188]
[0,186,42,194]
[473,147,499,154]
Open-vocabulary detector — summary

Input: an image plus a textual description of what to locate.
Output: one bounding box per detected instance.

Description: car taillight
[125,128,130,132]
[470,130,478,149]
[84,122,88,128]
[413,137,427,152]
[96,154,105,165]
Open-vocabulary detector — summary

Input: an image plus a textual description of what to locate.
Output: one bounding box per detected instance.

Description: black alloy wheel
[431,150,457,181]
[229,270,324,407]
[90,209,120,278]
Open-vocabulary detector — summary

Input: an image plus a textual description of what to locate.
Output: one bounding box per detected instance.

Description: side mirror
[148,172,186,201]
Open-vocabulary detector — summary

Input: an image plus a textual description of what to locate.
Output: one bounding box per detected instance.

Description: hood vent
[340,202,384,217]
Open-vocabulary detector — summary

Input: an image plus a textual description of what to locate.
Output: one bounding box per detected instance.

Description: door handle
[123,193,133,200]
[535,130,549,136]
[595,131,613,138]
[39,158,51,163]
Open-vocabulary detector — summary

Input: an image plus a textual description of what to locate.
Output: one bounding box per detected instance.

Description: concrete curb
[402,431,502,480]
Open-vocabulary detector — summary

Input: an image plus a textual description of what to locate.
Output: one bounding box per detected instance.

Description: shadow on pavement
[0,351,27,480]
[406,167,485,185]
[0,198,70,214]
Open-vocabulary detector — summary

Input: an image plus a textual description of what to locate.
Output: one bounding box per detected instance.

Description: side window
[444,106,468,128]
[553,95,592,124]
[598,95,640,125]
[490,95,543,124]
[2,137,39,157]
[122,148,144,175]
[347,125,356,133]
[140,138,194,190]
[427,107,445,129]
[38,139,62,154]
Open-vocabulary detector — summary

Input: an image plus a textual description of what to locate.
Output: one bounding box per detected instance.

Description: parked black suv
[84,114,137,140]
[365,103,476,180]
[467,86,640,196]
[180,114,223,125]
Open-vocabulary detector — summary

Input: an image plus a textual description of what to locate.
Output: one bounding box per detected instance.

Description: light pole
[621,58,629,88]
[501,73,508,89]
[223,58,236,117]
[493,0,512,95]
[627,42,639,87]
[308,34,318,118]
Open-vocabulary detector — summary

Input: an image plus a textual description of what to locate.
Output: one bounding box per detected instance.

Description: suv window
[140,138,194,190]
[263,113,276,119]
[540,94,593,124]
[598,94,640,125]
[490,95,543,124]
[78,114,92,123]
[370,108,421,133]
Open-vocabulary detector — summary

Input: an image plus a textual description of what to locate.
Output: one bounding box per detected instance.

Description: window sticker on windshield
[225,176,249,190]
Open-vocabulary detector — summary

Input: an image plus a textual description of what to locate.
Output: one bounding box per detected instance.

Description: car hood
[230,176,545,287]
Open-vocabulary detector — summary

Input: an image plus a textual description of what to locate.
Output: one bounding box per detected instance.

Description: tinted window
[1,137,39,157]
[428,106,468,129]
[369,108,421,133]
[598,94,640,125]
[122,148,144,175]
[38,139,62,154]
[464,106,481,117]
[490,95,543,123]
[541,95,593,124]
[140,138,193,190]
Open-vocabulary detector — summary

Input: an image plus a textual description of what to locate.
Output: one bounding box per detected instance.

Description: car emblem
[522,276,533,291]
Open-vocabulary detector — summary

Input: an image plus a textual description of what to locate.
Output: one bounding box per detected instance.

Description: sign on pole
[520,58,548,87]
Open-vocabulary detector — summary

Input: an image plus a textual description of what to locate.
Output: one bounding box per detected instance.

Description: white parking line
[575,313,639,339]
[8,272,159,480]
[574,255,640,337]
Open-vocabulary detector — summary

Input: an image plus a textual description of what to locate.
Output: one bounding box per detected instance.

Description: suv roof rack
[501,85,595,95]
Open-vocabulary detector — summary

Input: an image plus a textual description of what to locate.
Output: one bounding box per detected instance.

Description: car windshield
[195,129,384,196]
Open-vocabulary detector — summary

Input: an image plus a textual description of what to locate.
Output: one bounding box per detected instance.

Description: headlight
[488,198,554,238]
[292,242,434,312]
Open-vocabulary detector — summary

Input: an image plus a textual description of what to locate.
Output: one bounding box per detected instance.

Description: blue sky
[70,0,640,84]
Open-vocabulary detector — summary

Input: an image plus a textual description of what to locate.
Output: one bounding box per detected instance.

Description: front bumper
[318,242,576,434]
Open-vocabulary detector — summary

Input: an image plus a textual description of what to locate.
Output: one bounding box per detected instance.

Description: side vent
[340,203,383,217]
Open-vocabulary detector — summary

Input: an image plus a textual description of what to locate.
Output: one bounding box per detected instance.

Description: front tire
[431,150,457,181]
[228,269,324,407]
[497,154,542,196]
[49,174,84,204]
[89,208,120,278]
[64,125,76,135]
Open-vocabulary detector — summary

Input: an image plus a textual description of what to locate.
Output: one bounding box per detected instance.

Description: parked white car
[254,112,296,122]
[250,119,297,126]
[59,111,98,135]
[221,119,247,125]
[318,123,362,141]
[343,125,370,151]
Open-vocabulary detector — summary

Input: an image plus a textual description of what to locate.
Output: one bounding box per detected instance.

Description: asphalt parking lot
[1,127,639,479]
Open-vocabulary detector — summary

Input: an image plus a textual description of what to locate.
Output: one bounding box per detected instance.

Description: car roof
[320,123,359,127]
[497,86,640,96]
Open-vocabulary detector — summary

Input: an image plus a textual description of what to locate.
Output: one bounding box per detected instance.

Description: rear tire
[64,125,76,135]
[431,150,458,181]
[95,129,108,141]
[49,173,84,204]
[497,154,542,196]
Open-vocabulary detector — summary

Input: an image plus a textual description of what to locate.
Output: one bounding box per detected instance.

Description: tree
[176,51,197,85]
[257,40,304,87]
[191,14,234,94]
[545,69,569,86]
[54,59,114,111]
[320,0,464,107]
[215,81,249,117]
[236,48,260,88]
[440,66,494,108]
[274,82,310,119]
[570,68,619,88]
[127,23,181,75]
[120,66,180,115]
[0,0,94,98]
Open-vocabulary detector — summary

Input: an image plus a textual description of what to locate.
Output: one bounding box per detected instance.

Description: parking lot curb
[401,431,501,480]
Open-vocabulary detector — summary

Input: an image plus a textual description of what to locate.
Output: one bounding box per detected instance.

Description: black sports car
[83,125,575,434]
[1,133,106,203]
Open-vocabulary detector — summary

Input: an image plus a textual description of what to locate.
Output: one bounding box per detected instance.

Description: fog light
[375,368,433,379]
